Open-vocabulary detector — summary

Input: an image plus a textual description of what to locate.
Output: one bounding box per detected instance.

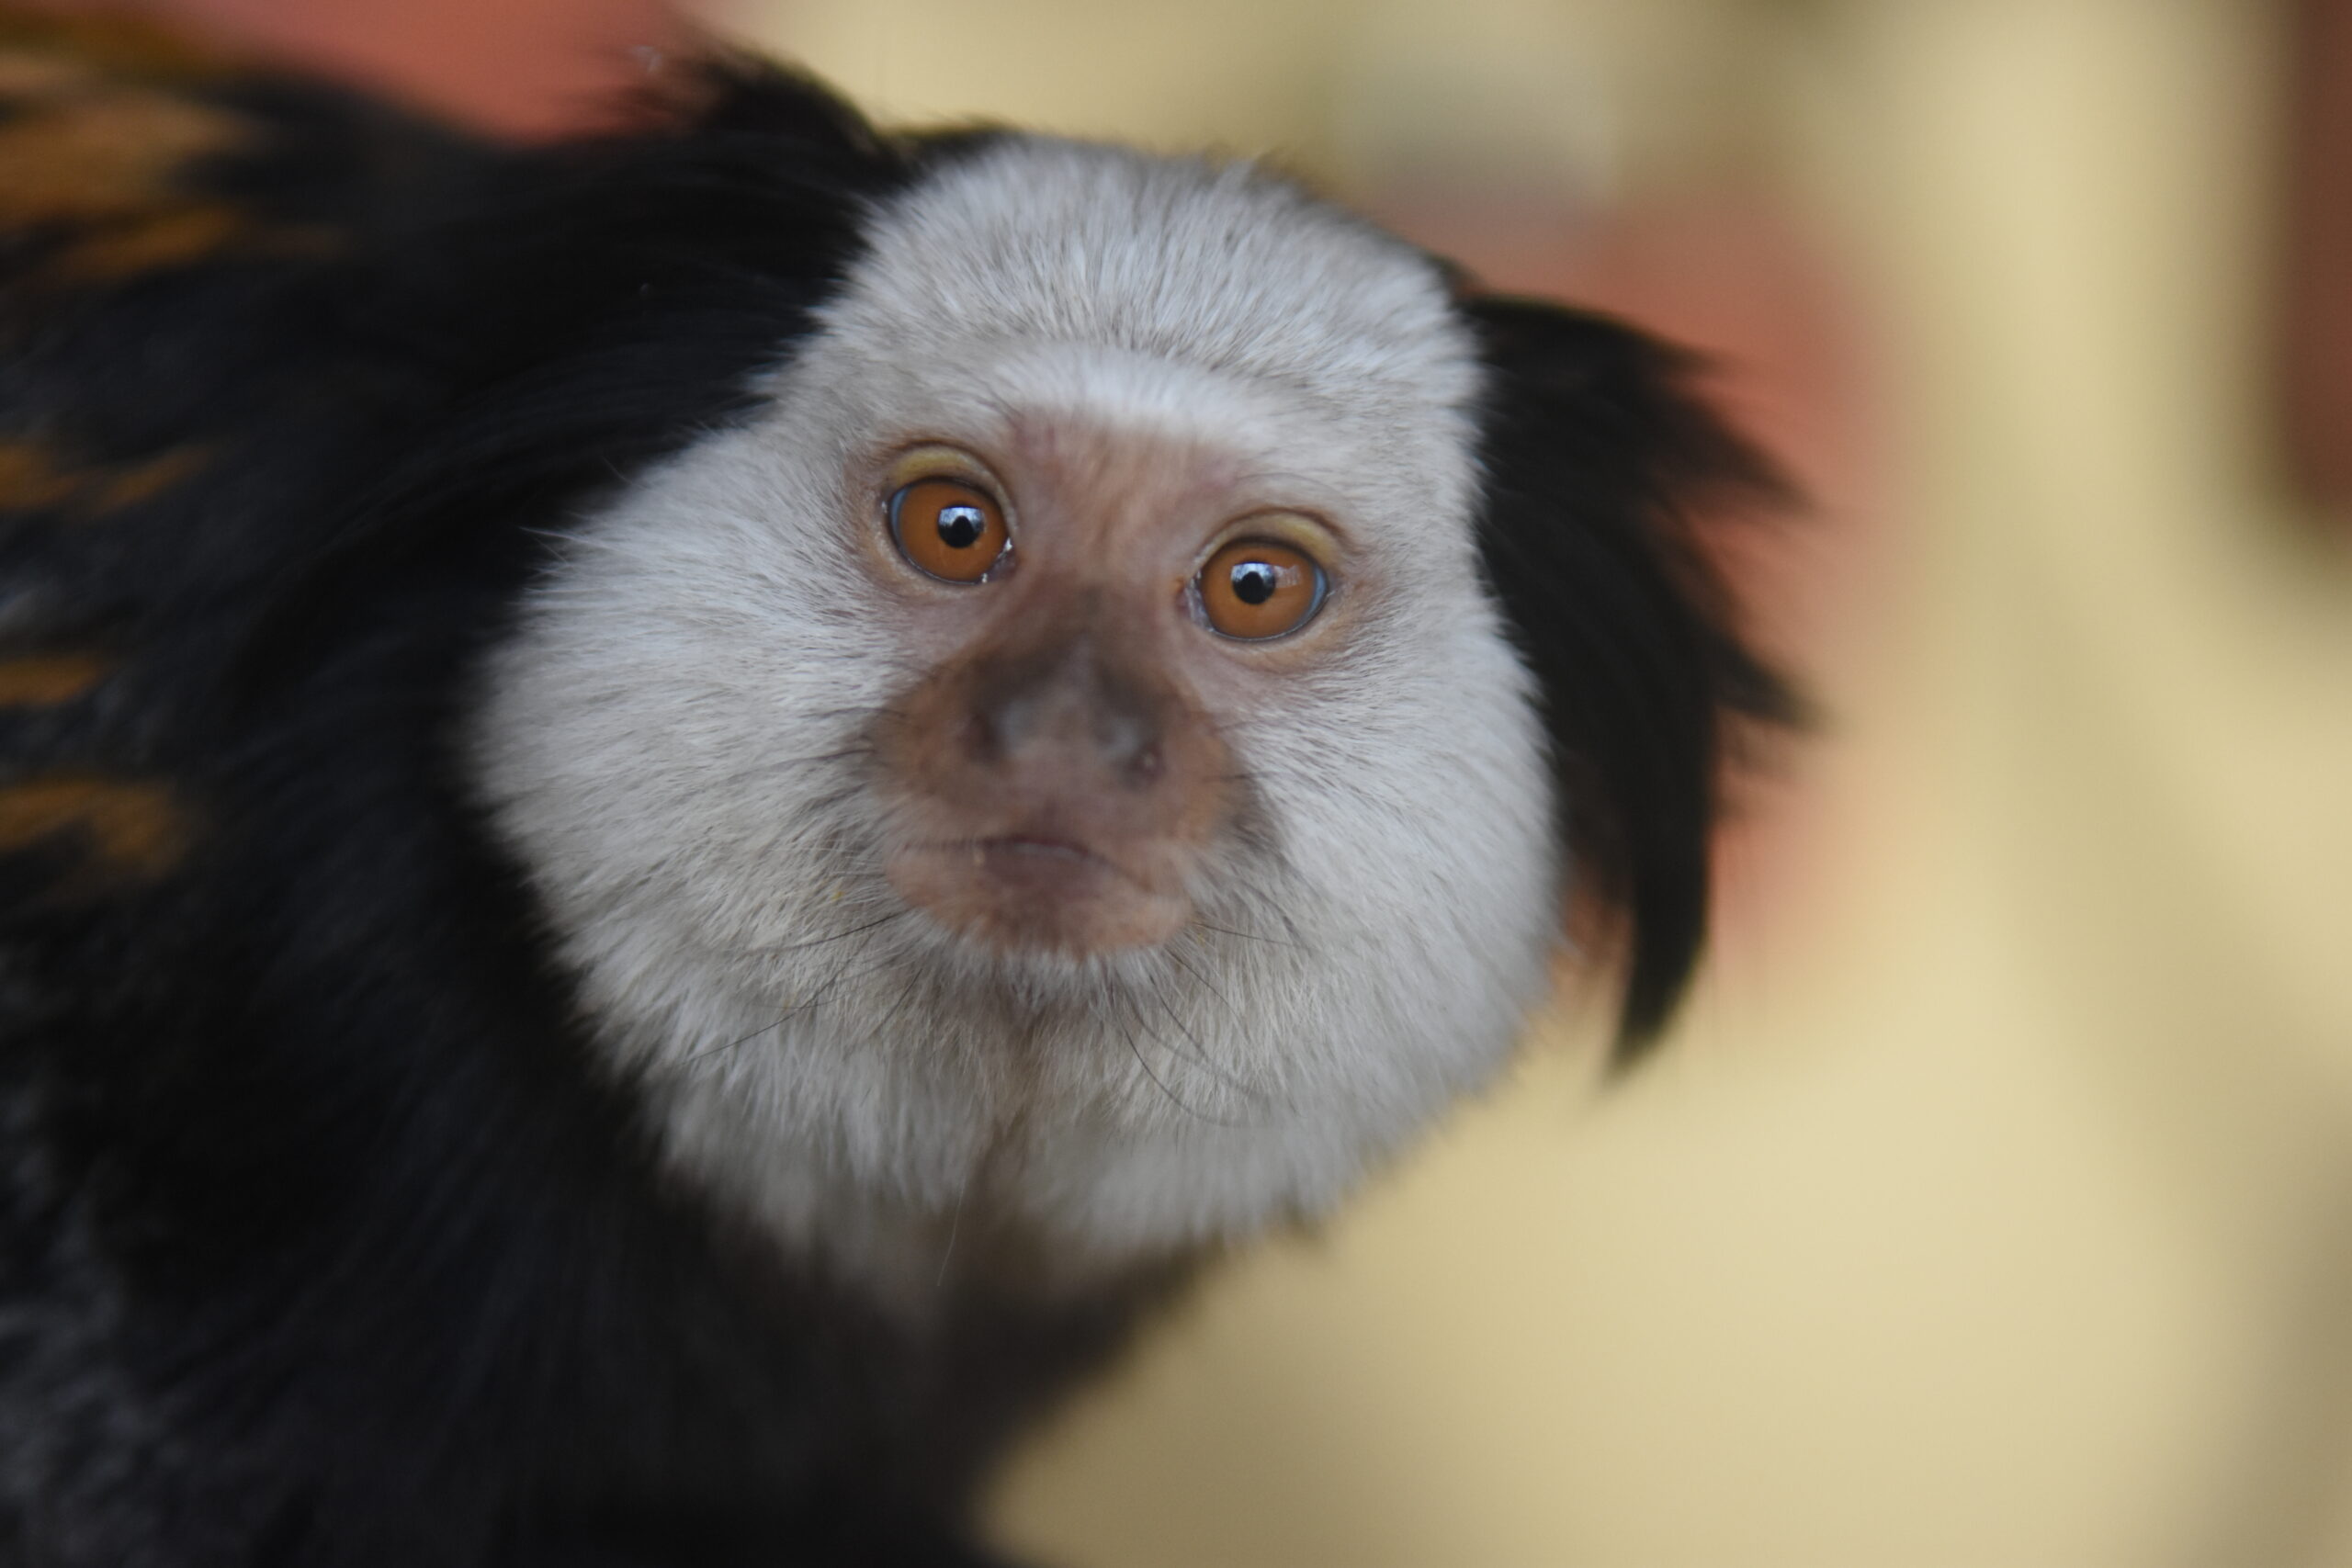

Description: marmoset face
[864,419,1331,962]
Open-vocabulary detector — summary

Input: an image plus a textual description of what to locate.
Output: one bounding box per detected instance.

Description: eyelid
[1190,510,1342,577]
[876,444,1014,517]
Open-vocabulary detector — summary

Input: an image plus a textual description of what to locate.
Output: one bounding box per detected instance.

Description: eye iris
[1198,536,1325,639]
[1229,561,1279,605]
[888,476,1006,583]
[936,504,987,550]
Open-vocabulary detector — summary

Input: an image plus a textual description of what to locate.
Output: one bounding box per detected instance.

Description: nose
[964,626,1167,789]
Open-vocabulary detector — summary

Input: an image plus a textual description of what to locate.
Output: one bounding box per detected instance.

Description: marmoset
[0,13,1790,1565]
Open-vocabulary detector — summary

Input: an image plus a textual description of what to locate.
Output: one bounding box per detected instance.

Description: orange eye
[889,478,1009,583]
[1196,537,1327,640]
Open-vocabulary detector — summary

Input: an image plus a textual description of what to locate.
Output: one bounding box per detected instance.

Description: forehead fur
[823,138,1478,423]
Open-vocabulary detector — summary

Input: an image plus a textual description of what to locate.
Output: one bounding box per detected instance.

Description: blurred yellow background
[701,2,2352,1563]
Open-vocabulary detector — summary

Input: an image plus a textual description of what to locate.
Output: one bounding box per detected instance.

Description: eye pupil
[935,504,987,549]
[1230,562,1278,605]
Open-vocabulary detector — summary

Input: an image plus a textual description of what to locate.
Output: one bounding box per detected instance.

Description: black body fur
[0,17,1787,1564]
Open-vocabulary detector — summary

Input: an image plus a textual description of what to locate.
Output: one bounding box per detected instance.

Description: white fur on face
[469,138,1561,1307]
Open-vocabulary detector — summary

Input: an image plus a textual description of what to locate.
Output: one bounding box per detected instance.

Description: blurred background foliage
[41,0,2352,1562]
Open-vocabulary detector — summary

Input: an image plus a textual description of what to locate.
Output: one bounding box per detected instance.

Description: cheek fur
[475,435,909,957]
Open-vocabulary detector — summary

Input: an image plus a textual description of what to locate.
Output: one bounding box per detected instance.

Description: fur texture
[0,17,1786,1566]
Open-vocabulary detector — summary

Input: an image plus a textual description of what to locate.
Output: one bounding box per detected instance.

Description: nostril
[961,709,1002,763]
[1092,707,1158,772]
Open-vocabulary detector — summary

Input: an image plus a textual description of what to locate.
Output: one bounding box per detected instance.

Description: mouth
[936,831,1132,906]
[976,832,1115,875]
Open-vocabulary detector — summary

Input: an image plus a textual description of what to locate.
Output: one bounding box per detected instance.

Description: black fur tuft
[1464,298,1799,1057]
[231,56,916,695]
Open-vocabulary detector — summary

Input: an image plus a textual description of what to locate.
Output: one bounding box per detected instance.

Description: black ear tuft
[1464,297,1800,1060]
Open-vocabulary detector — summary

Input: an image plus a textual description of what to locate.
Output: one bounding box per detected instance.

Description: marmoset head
[468,98,1784,1292]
